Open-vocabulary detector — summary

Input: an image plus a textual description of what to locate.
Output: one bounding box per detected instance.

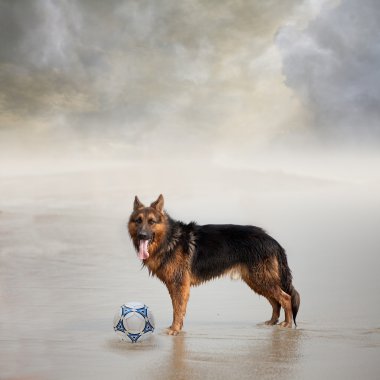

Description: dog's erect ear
[134,196,144,211]
[150,194,164,213]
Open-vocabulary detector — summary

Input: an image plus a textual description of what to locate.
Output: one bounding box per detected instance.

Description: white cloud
[277,0,380,140]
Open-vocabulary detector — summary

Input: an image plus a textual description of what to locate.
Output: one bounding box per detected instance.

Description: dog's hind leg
[273,288,293,328]
[264,297,280,325]
[242,274,279,325]
[242,263,292,328]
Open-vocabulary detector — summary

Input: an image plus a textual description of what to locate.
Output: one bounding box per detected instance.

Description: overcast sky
[0,0,379,163]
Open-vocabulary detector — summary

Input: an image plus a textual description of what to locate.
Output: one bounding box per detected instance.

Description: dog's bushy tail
[290,285,300,326]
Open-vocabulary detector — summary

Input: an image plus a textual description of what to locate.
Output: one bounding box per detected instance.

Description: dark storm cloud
[0,0,300,138]
[277,0,380,140]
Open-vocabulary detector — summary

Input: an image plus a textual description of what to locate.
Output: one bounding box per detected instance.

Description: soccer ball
[113,302,155,343]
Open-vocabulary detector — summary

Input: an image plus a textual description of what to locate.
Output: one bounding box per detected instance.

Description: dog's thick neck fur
[141,214,197,275]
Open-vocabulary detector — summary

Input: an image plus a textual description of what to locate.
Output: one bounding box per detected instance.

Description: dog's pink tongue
[138,240,149,260]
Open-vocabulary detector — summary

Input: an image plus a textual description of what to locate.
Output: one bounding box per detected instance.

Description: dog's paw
[166,327,179,336]
[279,321,292,328]
[264,319,278,325]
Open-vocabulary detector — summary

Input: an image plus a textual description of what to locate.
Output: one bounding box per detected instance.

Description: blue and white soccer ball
[113,302,155,343]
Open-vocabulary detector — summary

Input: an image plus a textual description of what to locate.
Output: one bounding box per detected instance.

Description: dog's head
[128,194,167,261]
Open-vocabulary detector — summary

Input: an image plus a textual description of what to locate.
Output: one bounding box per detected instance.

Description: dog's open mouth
[138,238,153,260]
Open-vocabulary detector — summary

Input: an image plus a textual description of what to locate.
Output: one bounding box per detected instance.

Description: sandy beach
[0,164,379,380]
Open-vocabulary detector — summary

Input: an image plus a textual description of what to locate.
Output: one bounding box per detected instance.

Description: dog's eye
[148,219,156,225]
[135,218,142,224]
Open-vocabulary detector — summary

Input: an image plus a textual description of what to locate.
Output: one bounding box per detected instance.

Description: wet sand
[0,164,379,379]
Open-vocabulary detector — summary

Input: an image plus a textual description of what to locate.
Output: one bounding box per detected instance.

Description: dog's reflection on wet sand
[153,326,303,380]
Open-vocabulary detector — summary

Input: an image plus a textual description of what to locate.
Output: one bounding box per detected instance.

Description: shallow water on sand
[0,166,379,379]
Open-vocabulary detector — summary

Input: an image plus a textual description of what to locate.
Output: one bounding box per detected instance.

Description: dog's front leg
[166,275,190,336]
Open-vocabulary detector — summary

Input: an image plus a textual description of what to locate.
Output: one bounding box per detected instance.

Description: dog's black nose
[138,232,149,240]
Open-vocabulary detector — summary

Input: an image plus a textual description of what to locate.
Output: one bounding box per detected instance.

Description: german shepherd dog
[128,195,300,335]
